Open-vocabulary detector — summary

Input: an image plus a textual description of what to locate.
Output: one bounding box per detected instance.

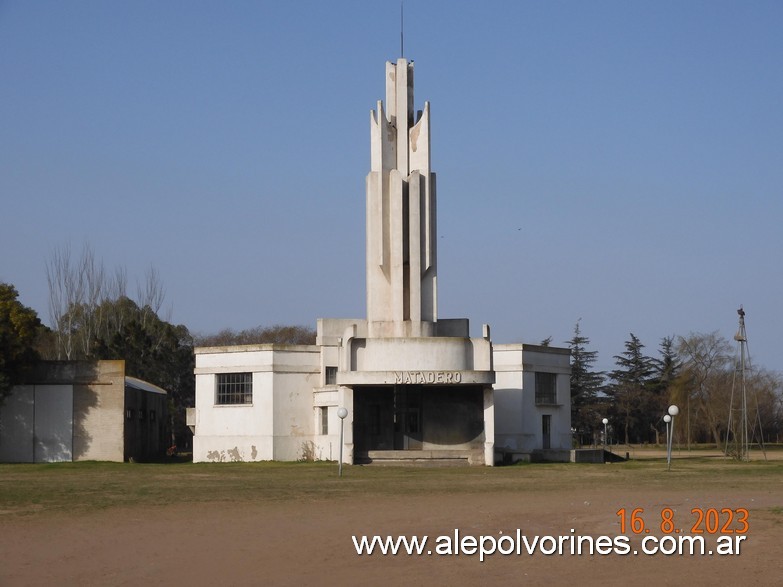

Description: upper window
[535,372,558,406]
[217,372,253,405]
[325,366,338,385]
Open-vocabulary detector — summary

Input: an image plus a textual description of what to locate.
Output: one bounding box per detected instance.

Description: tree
[674,332,733,447]
[648,336,681,445]
[46,244,84,360]
[44,245,194,448]
[744,369,783,446]
[567,320,604,446]
[606,333,655,445]
[195,325,316,347]
[0,283,47,398]
[45,244,167,361]
[91,297,195,448]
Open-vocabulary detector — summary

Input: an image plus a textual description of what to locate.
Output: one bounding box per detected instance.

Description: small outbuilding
[0,360,169,462]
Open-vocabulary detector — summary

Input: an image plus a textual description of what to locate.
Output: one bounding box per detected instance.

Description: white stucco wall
[492,344,571,456]
[351,337,492,372]
[192,345,320,463]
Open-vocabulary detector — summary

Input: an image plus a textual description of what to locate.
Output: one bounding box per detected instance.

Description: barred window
[535,372,558,406]
[217,372,253,405]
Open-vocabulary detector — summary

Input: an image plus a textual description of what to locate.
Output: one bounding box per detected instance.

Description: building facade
[0,360,169,463]
[189,58,571,465]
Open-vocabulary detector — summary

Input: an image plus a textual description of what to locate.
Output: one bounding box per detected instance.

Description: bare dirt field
[1,452,781,586]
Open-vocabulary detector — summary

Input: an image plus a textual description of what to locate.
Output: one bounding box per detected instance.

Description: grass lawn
[2,456,782,518]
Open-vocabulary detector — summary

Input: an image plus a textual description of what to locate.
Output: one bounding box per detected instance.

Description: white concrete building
[190,58,571,465]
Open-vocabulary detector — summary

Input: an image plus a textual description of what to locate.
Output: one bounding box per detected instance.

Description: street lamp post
[602,418,609,452]
[337,407,348,477]
[663,415,672,469]
[666,405,679,471]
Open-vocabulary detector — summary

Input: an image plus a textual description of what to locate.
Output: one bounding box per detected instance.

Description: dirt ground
[2,475,781,586]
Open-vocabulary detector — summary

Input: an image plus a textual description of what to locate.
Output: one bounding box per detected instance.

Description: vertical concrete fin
[428,172,437,272]
[385,61,397,126]
[389,169,405,323]
[408,171,422,323]
[395,58,411,176]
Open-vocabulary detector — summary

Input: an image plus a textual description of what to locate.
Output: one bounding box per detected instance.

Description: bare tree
[103,266,129,338]
[46,244,84,359]
[46,244,169,360]
[675,332,733,447]
[136,266,165,321]
[77,244,106,357]
[136,265,169,351]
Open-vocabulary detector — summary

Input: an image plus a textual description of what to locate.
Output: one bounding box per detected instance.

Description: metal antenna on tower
[725,306,767,461]
[400,2,404,58]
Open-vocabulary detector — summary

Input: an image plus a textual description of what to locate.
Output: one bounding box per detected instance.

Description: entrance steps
[357,449,483,466]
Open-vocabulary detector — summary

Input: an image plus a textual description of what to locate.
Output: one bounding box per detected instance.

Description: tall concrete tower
[366,58,437,338]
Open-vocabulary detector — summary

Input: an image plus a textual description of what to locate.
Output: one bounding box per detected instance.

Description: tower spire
[366,58,436,338]
[400,2,404,58]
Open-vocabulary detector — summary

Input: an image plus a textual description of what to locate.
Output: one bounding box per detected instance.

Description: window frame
[216,372,253,405]
[320,406,329,435]
[534,372,558,406]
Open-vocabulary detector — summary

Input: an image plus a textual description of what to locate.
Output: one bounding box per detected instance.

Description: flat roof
[125,376,167,395]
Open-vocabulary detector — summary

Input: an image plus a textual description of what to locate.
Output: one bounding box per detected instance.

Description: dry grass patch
[2,457,782,518]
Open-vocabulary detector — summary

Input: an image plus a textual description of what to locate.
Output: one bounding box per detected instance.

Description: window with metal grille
[216,372,253,405]
[535,372,558,405]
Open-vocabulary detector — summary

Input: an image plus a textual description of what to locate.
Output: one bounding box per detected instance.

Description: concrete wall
[0,385,36,462]
[492,344,571,458]
[192,345,320,462]
[33,384,73,462]
[272,370,319,461]
[0,361,136,463]
[350,337,492,372]
[75,361,124,461]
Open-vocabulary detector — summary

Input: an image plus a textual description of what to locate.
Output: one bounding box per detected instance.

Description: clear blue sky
[2,1,781,374]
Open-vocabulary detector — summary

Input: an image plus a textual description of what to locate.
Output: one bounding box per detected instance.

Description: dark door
[542,415,551,450]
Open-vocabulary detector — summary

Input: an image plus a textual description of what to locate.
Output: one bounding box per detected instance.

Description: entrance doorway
[542,414,551,450]
[353,384,485,454]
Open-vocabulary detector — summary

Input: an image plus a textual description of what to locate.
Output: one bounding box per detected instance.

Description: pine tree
[607,333,655,445]
[567,320,604,446]
[648,336,681,444]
